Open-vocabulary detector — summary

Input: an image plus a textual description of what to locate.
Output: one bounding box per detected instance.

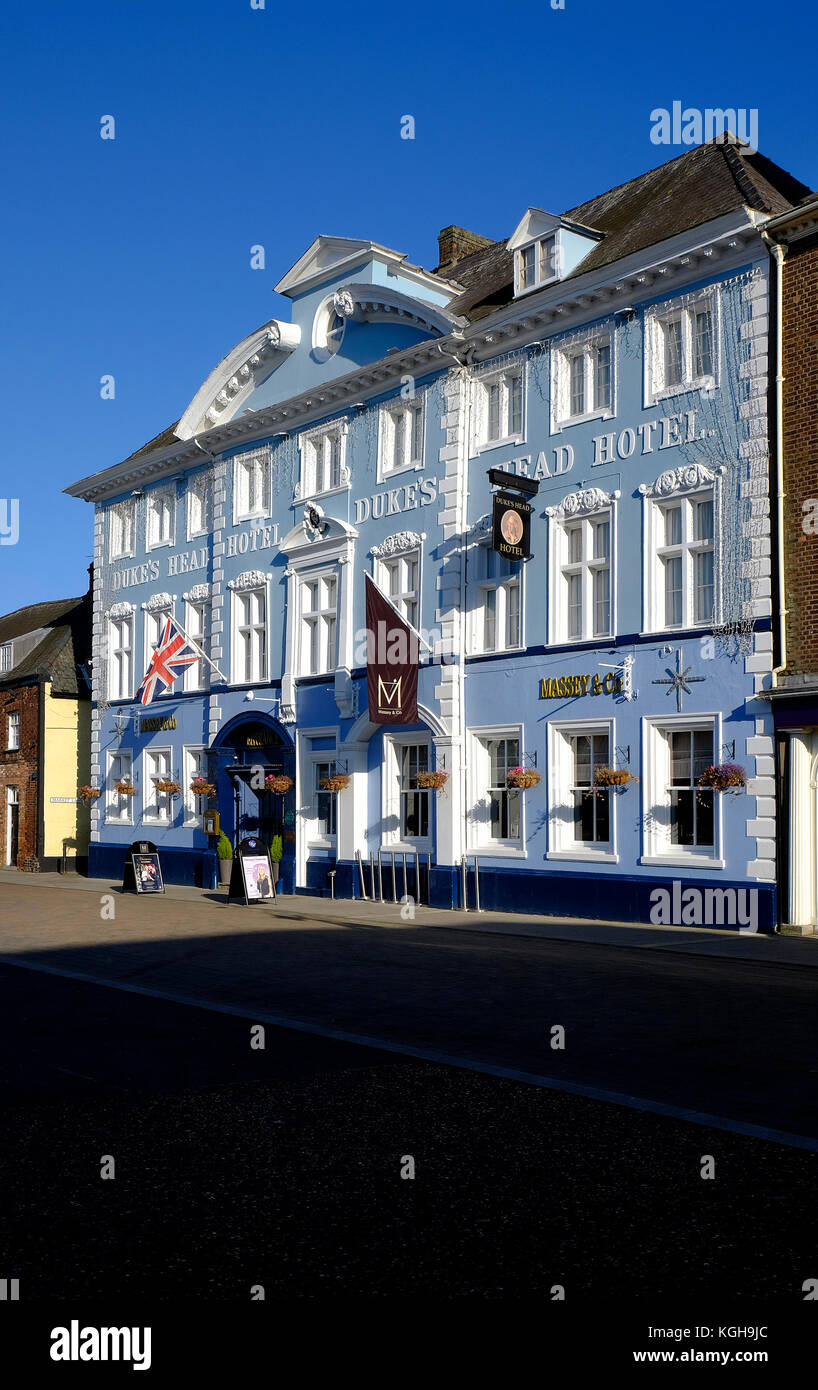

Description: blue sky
[1,0,815,611]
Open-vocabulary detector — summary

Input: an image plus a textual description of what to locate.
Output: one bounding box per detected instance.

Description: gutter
[760,230,787,682]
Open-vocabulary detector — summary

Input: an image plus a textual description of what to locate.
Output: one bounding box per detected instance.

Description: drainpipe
[761,232,787,681]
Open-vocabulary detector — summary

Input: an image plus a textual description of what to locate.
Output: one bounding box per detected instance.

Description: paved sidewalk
[0,867,815,966]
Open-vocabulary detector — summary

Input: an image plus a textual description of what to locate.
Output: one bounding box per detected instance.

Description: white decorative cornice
[184,583,211,602]
[639,465,716,499]
[141,591,173,612]
[370,530,423,558]
[228,570,270,592]
[546,486,619,518]
[107,601,135,619]
[466,513,493,541]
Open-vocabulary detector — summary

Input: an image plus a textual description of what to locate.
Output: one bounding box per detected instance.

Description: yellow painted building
[0,590,92,872]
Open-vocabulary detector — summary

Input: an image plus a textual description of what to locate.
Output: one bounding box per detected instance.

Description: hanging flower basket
[320,773,351,792]
[78,785,101,803]
[189,777,216,798]
[416,770,449,791]
[506,766,541,790]
[697,763,747,794]
[114,779,136,796]
[155,779,181,796]
[593,766,639,788]
[265,773,293,794]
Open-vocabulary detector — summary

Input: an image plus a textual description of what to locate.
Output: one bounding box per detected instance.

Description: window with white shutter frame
[473,365,526,451]
[644,287,719,406]
[551,328,615,431]
[233,449,270,524]
[146,488,175,550]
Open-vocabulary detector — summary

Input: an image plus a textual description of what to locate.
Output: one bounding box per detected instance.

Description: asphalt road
[1,964,817,1301]
[1,882,816,1142]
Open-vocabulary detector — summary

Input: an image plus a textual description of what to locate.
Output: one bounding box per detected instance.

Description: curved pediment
[176,319,301,440]
[279,509,358,556]
[339,283,466,336]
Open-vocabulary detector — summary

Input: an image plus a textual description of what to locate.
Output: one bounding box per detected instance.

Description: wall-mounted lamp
[113,708,134,738]
[615,306,637,322]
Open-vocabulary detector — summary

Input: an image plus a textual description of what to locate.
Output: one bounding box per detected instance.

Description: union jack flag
[136,617,199,706]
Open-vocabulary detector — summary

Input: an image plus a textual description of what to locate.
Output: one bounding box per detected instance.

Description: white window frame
[183,744,208,826]
[641,713,724,867]
[466,725,526,857]
[0,643,12,673]
[514,232,561,296]
[230,583,269,686]
[108,613,133,701]
[233,448,271,525]
[106,750,134,826]
[297,569,339,677]
[186,475,209,540]
[108,499,136,561]
[306,753,339,849]
[297,420,350,501]
[7,709,20,751]
[642,477,718,634]
[143,603,173,691]
[378,397,425,482]
[469,542,524,655]
[473,364,526,452]
[146,487,176,551]
[547,491,618,645]
[374,549,421,632]
[644,286,719,406]
[143,746,174,825]
[547,718,618,863]
[381,731,433,853]
[184,598,207,692]
[552,328,615,431]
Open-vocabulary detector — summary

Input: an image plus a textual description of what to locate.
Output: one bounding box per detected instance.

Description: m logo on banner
[377,676,403,714]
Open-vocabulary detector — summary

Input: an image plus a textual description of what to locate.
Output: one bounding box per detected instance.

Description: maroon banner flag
[365,574,419,725]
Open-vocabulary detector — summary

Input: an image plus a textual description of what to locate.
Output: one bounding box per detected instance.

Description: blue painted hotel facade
[66,139,813,928]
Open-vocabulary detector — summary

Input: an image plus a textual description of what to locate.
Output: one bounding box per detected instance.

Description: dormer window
[517,234,559,294]
[508,208,602,301]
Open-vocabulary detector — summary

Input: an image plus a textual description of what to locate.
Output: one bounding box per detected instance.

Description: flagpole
[168,616,228,683]
[367,576,434,653]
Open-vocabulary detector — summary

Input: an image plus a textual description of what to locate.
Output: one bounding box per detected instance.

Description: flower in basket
[264,773,293,794]
[155,778,182,796]
[319,773,351,792]
[697,762,747,793]
[114,778,136,796]
[506,765,541,790]
[189,776,216,798]
[416,769,449,791]
[593,766,639,787]
[77,785,101,803]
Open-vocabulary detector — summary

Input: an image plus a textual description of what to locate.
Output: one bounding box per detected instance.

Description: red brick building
[0,590,92,872]
[763,197,818,930]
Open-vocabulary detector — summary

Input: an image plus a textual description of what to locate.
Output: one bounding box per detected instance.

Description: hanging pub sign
[492,492,532,560]
[488,466,538,561]
[229,836,278,906]
[123,840,165,894]
[365,574,418,725]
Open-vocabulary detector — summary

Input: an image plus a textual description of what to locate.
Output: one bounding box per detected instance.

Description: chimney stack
[436,225,492,274]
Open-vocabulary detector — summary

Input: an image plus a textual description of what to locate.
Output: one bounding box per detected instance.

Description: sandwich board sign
[228,837,277,906]
[123,841,165,894]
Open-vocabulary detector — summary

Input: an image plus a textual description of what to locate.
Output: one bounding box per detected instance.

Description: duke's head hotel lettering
[539,672,623,698]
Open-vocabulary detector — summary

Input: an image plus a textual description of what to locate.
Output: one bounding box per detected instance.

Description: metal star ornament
[652,648,706,712]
